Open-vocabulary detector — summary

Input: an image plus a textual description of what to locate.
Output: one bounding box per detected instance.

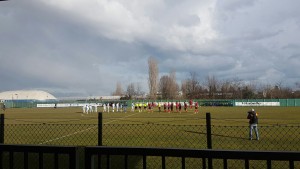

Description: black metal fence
[85,146,300,169]
[0,144,77,169]
[1,144,300,169]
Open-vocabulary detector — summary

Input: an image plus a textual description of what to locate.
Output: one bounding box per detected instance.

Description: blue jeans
[249,123,259,140]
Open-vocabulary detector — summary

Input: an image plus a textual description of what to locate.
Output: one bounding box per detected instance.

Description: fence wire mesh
[2,111,300,169]
[5,124,98,146]
[3,123,300,151]
[211,124,300,151]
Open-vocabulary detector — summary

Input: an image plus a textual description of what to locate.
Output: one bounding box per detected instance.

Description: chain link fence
[211,124,300,151]
[3,122,300,151]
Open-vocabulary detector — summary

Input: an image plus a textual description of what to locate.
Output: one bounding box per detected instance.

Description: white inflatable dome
[0,90,57,101]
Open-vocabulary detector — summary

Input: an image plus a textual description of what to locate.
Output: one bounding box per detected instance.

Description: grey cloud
[177,15,201,27]
[216,0,257,11]
[1,0,300,97]
[236,29,284,42]
[282,44,300,50]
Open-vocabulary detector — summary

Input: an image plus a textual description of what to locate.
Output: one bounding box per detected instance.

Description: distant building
[0,90,57,101]
[58,96,121,101]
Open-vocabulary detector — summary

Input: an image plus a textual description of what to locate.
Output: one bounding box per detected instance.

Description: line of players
[82,104,98,114]
[101,101,199,114]
[82,102,129,114]
[159,101,199,114]
[102,102,128,113]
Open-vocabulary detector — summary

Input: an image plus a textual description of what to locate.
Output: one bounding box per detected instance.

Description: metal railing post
[0,114,3,169]
[206,112,213,169]
[206,112,212,149]
[0,114,4,144]
[98,112,103,146]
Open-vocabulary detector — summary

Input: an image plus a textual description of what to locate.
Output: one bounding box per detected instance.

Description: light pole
[11,94,14,108]
[15,94,18,108]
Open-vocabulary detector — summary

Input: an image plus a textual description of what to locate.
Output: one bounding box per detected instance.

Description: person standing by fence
[247,108,259,140]
[194,102,199,114]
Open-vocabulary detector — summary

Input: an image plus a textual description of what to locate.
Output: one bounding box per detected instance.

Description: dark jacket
[247,111,258,124]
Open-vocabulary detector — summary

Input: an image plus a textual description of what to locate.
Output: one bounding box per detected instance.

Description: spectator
[247,108,259,140]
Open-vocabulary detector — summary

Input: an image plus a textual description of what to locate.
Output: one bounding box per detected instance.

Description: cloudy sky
[1,0,300,97]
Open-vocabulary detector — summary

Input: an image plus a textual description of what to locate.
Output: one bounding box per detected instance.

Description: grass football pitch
[2,106,300,148]
[2,106,300,169]
[3,106,300,126]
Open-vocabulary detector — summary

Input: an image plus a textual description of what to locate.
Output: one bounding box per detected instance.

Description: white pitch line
[39,126,97,144]
[103,112,142,124]
[39,112,142,145]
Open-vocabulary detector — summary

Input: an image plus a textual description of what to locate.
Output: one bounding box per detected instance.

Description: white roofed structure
[0,90,57,101]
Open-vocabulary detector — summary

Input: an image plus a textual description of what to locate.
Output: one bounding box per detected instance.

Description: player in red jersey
[194,102,199,114]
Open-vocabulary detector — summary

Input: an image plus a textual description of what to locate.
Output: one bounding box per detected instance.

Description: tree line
[112,57,300,100]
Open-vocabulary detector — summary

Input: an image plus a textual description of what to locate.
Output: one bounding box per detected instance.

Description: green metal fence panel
[233,99,300,107]
[3,99,300,108]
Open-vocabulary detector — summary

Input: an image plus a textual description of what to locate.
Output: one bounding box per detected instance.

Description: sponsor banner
[235,102,280,106]
[37,103,102,108]
[37,104,56,108]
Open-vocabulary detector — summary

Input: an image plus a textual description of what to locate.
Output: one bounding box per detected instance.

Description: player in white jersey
[82,105,86,114]
[103,103,106,112]
[86,105,89,114]
[131,102,134,112]
[94,104,98,113]
[116,102,119,112]
[89,105,93,113]
[112,103,115,112]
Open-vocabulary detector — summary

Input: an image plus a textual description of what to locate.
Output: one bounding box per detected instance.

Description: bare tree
[136,82,145,98]
[181,80,188,99]
[158,71,179,100]
[148,57,159,100]
[126,83,136,99]
[293,82,300,98]
[241,84,256,99]
[112,82,123,96]
[280,86,293,98]
[227,78,243,99]
[220,79,231,99]
[205,75,219,99]
[168,70,178,99]
[159,75,170,99]
[261,84,273,99]
[184,72,203,99]
[269,81,294,99]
